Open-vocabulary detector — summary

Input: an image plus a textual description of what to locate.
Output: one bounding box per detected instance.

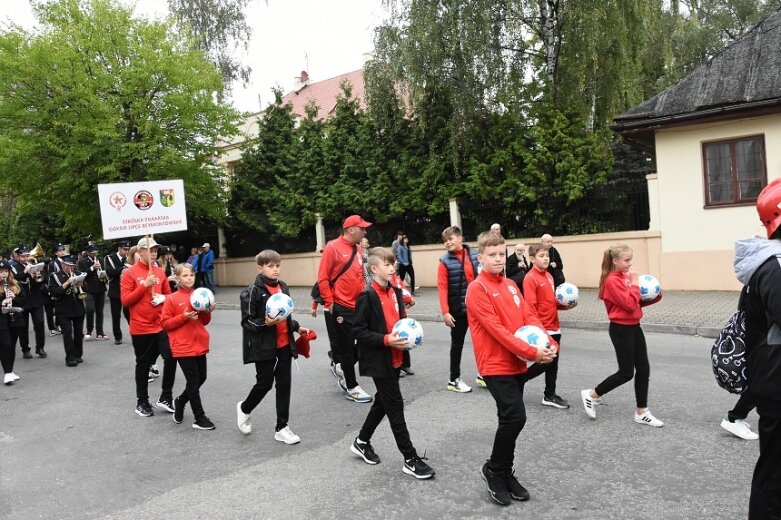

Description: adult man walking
[104,240,130,345]
[200,243,215,293]
[78,245,108,340]
[317,215,373,403]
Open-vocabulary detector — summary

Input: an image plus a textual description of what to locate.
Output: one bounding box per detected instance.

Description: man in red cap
[317,215,373,403]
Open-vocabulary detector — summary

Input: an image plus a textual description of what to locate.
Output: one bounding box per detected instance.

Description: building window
[702,135,766,206]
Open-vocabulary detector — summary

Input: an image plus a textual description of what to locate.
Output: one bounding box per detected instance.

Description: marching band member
[48,255,86,367]
[104,240,130,345]
[1,260,26,384]
[13,247,48,358]
[10,247,33,359]
[78,245,108,341]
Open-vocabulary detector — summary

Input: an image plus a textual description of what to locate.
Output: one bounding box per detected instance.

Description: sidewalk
[214,285,738,339]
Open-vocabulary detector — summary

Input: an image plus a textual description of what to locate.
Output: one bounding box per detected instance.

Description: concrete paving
[1,305,757,520]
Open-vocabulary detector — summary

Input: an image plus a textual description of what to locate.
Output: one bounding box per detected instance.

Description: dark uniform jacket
[48,271,86,318]
[11,262,47,309]
[103,252,126,299]
[1,284,28,329]
[78,255,107,294]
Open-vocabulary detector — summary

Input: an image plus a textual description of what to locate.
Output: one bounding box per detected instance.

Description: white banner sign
[98,179,187,239]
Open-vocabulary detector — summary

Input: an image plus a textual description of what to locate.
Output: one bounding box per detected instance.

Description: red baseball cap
[342,214,372,229]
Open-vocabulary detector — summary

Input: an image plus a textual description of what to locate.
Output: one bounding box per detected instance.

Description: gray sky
[0,0,387,113]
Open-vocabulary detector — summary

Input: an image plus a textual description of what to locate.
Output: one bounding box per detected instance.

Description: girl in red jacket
[161,263,216,430]
[580,243,663,427]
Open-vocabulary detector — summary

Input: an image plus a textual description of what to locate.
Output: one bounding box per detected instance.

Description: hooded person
[736,177,781,518]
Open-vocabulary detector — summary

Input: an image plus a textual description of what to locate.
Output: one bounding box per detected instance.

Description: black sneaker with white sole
[135,402,154,417]
[542,394,570,409]
[192,415,215,430]
[403,454,435,479]
[350,437,380,465]
[155,398,175,413]
[173,397,184,424]
[505,470,530,501]
[481,461,511,506]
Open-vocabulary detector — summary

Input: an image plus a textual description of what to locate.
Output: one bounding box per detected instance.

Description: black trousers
[323,307,339,357]
[132,332,175,403]
[397,264,415,291]
[594,323,650,408]
[749,414,781,519]
[28,306,45,350]
[44,301,56,331]
[85,292,106,335]
[519,333,561,396]
[176,355,208,419]
[728,390,756,422]
[0,329,14,374]
[449,313,469,381]
[359,373,416,459]
[108,296,129,341]
[241,345,292,431]
[11,312,29,352]
[484,374,527,474]
[57,315,84,363]
[332,304,359,390]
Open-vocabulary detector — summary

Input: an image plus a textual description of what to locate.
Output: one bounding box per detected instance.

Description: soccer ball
[392,318,424,350]
[266,293,294,320]
[189,288,215,312]
[638,274,661,301]
[555,282,579,307]
[514,325,551,362]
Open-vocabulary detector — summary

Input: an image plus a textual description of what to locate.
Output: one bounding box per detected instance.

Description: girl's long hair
[598,243,632,299]
[2,271,21,296]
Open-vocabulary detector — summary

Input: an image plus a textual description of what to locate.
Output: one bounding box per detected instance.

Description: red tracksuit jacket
[160,286,211,358]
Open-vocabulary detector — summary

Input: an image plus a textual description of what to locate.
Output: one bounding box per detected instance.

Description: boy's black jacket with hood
[735,237,781,418]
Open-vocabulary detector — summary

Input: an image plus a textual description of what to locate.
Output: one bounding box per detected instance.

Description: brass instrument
[70,272,88,300]
[27,242,46,282]
[29,242,45,258]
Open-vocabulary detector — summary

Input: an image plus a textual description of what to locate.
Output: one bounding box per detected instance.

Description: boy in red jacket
[161,264,216,430]
[521,243,576,409]
[466,231,557,506]
[120,237,174,418]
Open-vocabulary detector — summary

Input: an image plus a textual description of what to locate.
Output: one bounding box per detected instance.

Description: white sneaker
[475,376,487,388]
[3,373,14,385]
[345,385,373,403]
[10,372,20,381]
[634,410,664,428]
[236,401,251,435]
[581,389,596,419]
[721,418,758,440]
[274,425,301,445]
[447,378,472,393]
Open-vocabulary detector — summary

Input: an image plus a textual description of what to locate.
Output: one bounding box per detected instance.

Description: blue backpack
[711,286,749,394]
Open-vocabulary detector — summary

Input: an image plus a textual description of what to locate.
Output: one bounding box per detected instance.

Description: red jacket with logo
[601,271,662,325]
[466,271,549,376]
[120,262,171,335]
[522,268,561,332]
[317,235,363,309]
[160,286,211,357]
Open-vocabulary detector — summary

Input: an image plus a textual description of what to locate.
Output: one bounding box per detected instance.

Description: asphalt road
[0,310,758,519]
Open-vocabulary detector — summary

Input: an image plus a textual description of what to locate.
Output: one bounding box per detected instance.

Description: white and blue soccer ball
[638,274,661,302]
[392,318,424,350]
[555,282,579,307]
[266,293,294,320]
[189,288,215,312]
[514,325,551,361]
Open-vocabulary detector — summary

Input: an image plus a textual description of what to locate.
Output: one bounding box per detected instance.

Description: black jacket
[353,284,406,379]
[48,271,86,318]
[1,284,28,329]
[547,246,565,286]
[240,275,299,363]
[505,253,528,290]
[103,252,126,299]
[11,262,47,309]
[78,255,107,294]
[745,256,781,417]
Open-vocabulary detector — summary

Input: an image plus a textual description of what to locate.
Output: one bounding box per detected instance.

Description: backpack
[711,286,749,394]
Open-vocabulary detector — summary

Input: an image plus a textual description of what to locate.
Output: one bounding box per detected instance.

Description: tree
[0,0,239,239]
[167,0,253,88]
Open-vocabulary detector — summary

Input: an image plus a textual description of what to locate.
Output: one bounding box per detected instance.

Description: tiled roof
[613,7,781,144]
[280,69,366,120]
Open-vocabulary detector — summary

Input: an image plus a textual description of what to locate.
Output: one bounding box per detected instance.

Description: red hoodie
[466,270,550,376]
[120,261,171,335]
[160,286,212,357]
[600,271,662,325]
[317,235,363,309]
